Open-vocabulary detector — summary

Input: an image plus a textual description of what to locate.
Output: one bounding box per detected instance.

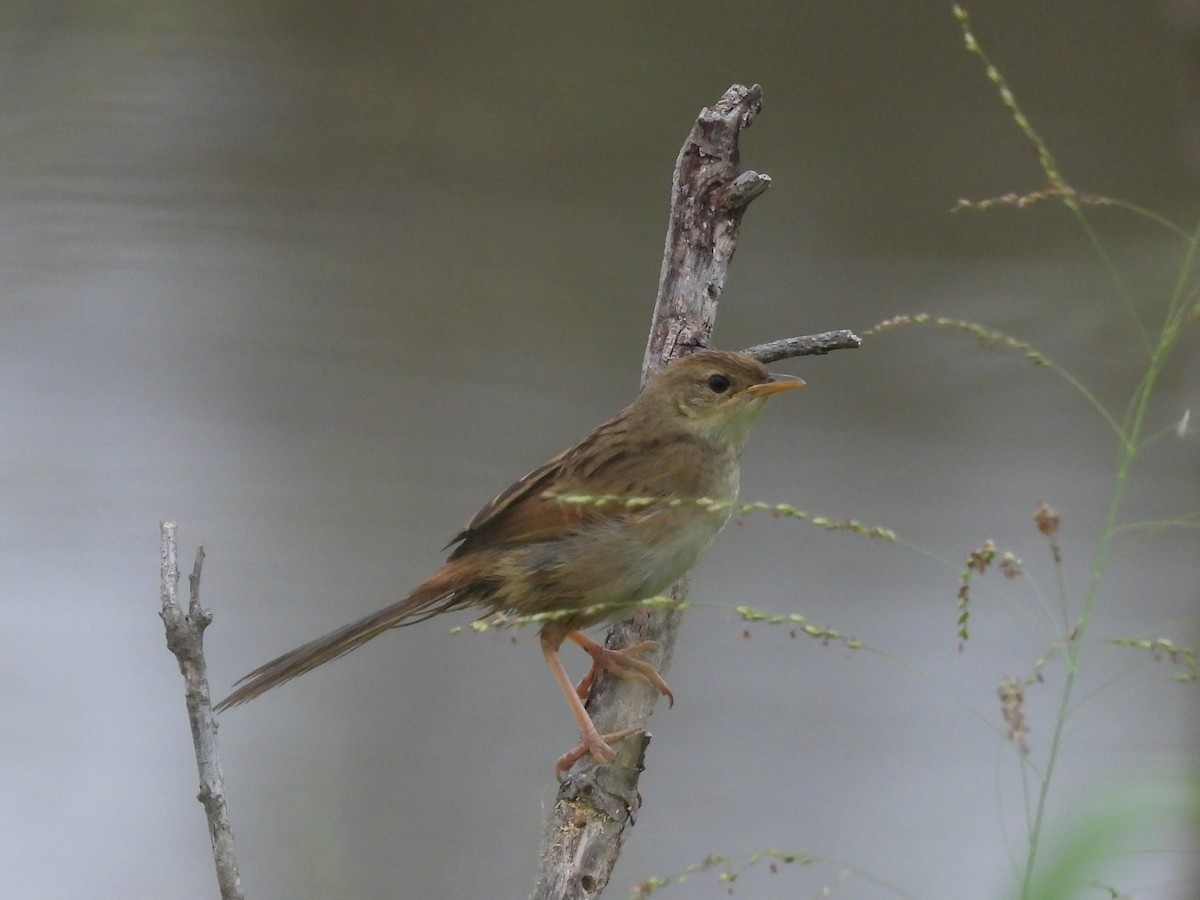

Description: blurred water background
[1,2,1197,898]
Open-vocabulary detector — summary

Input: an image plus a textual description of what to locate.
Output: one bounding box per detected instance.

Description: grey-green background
[3,2,1197,898]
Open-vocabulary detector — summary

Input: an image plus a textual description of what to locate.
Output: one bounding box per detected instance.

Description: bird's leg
[567,630,674,707]
[540,631,638,778]
[571,661,598,701]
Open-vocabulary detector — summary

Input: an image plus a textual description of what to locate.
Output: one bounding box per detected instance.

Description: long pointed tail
[215,559,476,711]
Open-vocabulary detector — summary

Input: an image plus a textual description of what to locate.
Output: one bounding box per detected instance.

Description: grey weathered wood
[743,329,862,363]
[531,83,862,900]
[159,524,244,900]
[640,83,771,381]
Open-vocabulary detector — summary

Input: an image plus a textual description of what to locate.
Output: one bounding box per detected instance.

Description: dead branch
[530,84,859,899]
[159,523,243,900]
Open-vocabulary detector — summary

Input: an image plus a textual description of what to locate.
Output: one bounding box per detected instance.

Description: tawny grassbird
[216,349,803,775]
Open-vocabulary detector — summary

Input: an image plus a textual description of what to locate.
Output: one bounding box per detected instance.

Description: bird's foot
[555,726,640,779]
[569,633,674,706]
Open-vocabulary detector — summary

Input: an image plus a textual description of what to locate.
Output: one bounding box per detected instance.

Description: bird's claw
[572,637,674,707]
[555,727,640,779]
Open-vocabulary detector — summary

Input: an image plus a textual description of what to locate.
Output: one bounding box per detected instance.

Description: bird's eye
[706,373,732,394]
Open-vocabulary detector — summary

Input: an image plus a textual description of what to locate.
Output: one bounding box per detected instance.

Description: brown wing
[446,413,638,558]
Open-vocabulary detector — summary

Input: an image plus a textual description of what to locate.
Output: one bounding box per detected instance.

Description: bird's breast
[480,436,744,624]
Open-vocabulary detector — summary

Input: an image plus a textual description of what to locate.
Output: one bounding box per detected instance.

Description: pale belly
[487,499,735,627]
[477,449,742,627]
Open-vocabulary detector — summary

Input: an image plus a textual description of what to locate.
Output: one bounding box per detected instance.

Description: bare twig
[743,329,862,363]
[531,84,859,899]
[159,522,243,900]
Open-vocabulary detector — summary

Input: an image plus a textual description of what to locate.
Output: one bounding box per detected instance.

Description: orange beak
[741,373,805,397]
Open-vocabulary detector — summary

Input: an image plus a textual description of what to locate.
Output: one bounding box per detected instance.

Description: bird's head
[637,349,804,445]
